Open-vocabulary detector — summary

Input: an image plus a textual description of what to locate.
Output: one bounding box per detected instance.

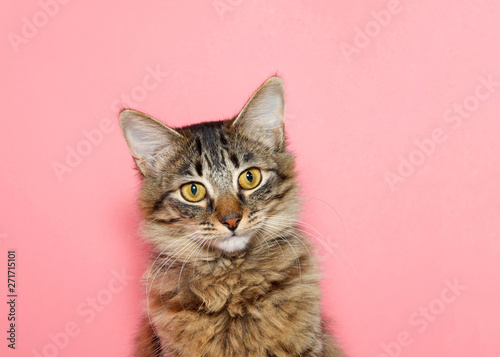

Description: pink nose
[220,215,241,232]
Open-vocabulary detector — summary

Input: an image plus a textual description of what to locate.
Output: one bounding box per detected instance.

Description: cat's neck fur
[145,227,319,317]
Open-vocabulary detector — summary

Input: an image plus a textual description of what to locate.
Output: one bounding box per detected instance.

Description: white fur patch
[213,234,251,253]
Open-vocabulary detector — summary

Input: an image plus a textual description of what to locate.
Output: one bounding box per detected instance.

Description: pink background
[1,1,500,356]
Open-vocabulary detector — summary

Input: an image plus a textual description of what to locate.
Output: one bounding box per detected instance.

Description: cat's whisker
[266,218,355,288]
[250,215,289,261]
[270,200,357,278]
[146,231,202,305]
[148,244,193,303]
[146,231,188,299]
[158,237,200,282]
[271,215,358,276]
[258,223,302,280]
[147,229,200,293]
[272,218,329,253]
[265,215,335,254]
[177,241,199,290]
[193,236,210,262]
[253,228,271,254]
[144,230,201,343]
[147,227,182,279]
[190,238,211,281]
[154,240,200,310]
[294,219,358,276]
[301,195,348,241]
[261,215,349,281]
[254,216,320,276]
[264,221,312,261]
[256,227,286,263]
[205,239,215,276]
[176,237,206,312]
[264,218,331,263]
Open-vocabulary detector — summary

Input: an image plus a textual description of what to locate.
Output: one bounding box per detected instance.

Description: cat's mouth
[212,233,251,253]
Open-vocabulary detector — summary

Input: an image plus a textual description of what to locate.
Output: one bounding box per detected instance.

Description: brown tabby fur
[119,77,344,356]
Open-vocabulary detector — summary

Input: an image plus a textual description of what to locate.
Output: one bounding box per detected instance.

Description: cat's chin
[212,234,251,253]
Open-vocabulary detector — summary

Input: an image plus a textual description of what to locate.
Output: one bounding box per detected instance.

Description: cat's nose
[220,214,241,232]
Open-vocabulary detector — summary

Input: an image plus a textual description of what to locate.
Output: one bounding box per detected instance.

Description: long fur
[120,78,344,357]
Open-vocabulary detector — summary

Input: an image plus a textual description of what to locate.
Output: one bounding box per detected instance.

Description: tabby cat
[119,77,344,356]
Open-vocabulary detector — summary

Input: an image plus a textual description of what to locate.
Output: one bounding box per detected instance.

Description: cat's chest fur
[147,239,324,357]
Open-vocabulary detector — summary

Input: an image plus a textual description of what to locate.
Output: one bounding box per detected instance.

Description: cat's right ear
[119,109,182,176]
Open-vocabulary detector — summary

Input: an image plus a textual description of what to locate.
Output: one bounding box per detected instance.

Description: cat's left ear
[233,76,285,150]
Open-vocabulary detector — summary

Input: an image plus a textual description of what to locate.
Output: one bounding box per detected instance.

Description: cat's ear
[233,76,285,149]
[119,109,182,176]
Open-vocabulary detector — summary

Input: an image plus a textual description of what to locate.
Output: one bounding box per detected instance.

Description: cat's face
[119,77,299,255]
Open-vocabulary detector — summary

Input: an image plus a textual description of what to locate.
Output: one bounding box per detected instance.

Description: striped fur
[119,77,344,356]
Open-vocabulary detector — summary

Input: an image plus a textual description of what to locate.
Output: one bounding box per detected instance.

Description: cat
[119,77,344,357]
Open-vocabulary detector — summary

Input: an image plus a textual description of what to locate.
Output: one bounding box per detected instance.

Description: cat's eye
[238,168,262,190]
[181,183,206,202]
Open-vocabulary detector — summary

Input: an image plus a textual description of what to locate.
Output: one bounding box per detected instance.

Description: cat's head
[119,77,299,255]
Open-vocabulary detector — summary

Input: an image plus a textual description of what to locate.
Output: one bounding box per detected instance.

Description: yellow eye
[238,168,262,190]
[181,183,206,202]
